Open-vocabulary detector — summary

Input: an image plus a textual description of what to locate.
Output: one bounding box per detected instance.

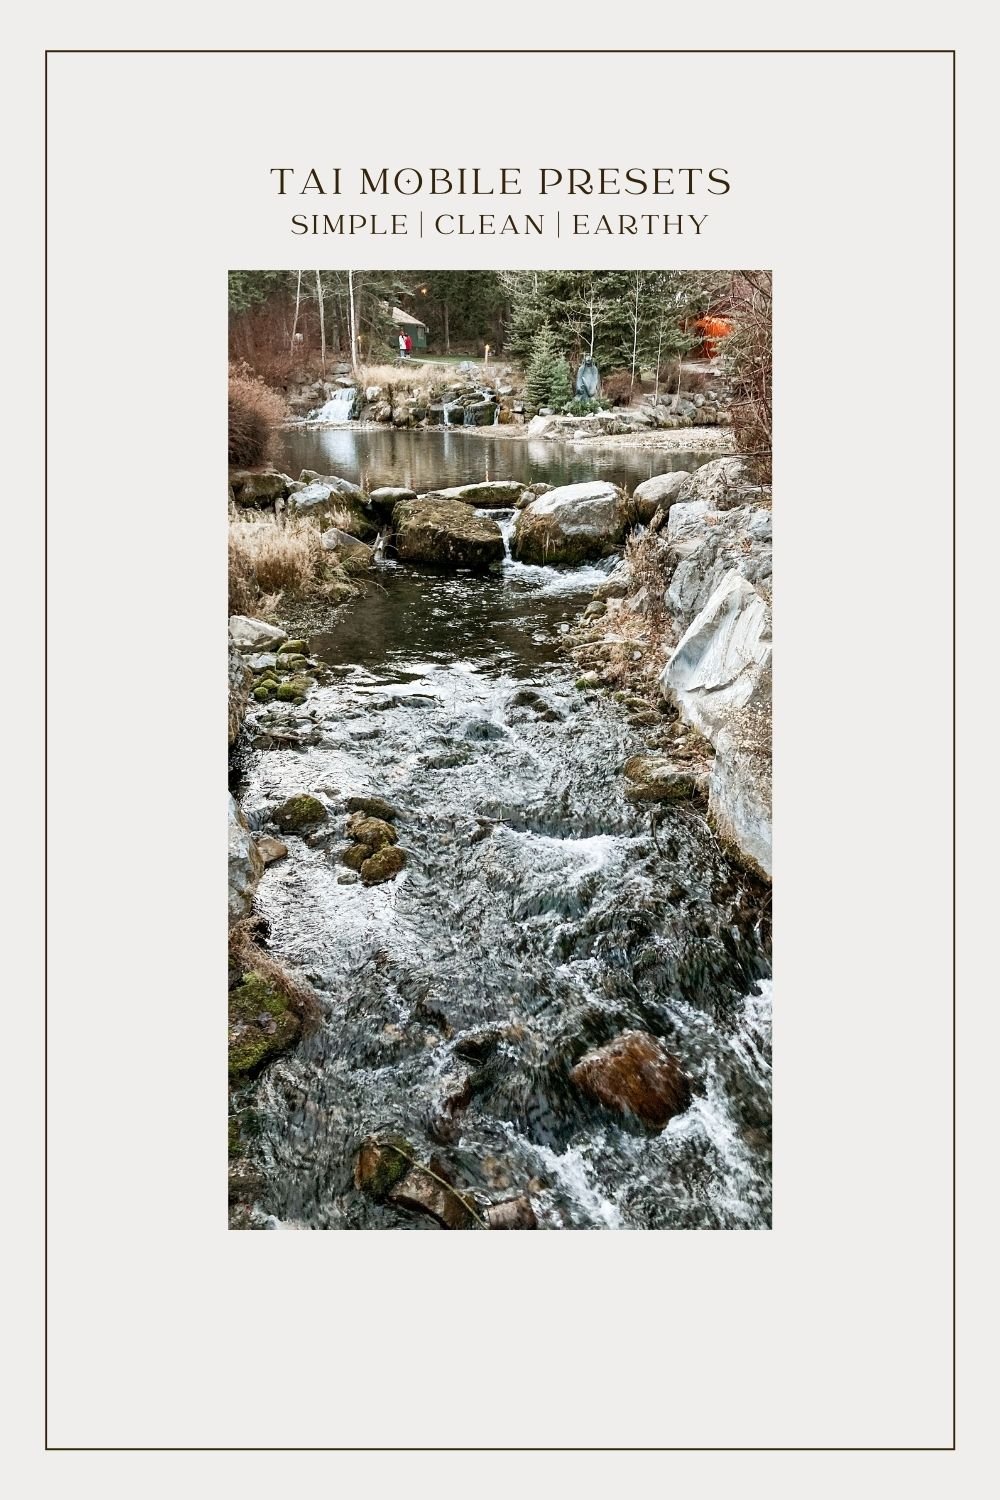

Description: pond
[276,423,717,494]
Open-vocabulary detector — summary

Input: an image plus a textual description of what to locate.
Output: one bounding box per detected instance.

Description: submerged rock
[354,1134,412,1201]
[393,497,505,569]
[512,481,630,565]
[570,1031,692,1129]
[387,1161,479,1230]
[272,795,327,833]
[485,1196,537,1230]
[360,845,407,885]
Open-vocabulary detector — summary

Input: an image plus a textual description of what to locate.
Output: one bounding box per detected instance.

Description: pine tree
[524,326,560,409]
[548,357,573,410]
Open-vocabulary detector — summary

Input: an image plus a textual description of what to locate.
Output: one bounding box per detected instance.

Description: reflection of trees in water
[278,428,710,494]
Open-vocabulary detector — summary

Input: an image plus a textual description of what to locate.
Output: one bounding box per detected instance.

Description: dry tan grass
[228,513,326,615]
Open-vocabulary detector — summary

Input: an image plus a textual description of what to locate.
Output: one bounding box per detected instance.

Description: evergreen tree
[548,357,573,409]
[524,326,561,408]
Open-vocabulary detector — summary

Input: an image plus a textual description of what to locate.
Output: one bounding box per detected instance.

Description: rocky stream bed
[228,439,773,1231]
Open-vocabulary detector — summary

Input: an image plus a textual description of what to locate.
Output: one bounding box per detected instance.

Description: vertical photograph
[226,269,773,1230]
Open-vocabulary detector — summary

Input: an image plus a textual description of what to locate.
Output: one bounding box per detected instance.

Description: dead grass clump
[228,514,325,614]
[228,364,287,468]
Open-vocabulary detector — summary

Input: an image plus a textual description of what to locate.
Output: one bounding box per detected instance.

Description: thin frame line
[43,44,958,1455]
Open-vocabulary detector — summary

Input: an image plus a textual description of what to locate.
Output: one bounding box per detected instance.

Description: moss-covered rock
[341,842,371,871]
[273,794,327,832]
[347,815,397,850]
[228,970,302,1079]
[354,1133,413,1201]
[622,754,709,803]
[283,639,307,654]
[275,676,312,704]
[252,684,274,702]
[360,845,407,886]
[275,652,309,670]
[393,497,504,570]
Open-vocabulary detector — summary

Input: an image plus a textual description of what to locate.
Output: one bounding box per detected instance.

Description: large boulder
[430,480,524,508]
[512,481,630,566]
[228,615,288,652]
[710,705,773,881]
[631,470,690,523]
[665,503,772,632]
[287,474,377,540]
[393,497,504,569]
[664,571,771,742]
[296,470,366,505]
[662,571,772,879]
[368,486,416,521]
[681,456,762,511]
[229,470,293,508]
[228,794,263,922]
[570,1031,692,1129]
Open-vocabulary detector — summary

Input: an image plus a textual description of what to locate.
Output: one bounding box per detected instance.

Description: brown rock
[388,1162,479,1230]
[485,1196,537,1230]
[570,1030,692,1129]
[347,815,397,850]
[360,846,406,885]
[354,1134,412,1201]
[341,843,371,871]
[256,836,288,866]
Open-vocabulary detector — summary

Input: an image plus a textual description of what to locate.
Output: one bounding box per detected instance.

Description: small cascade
[493,403,501,425]
[309,386,357,423]
[441,401,451,427]
[463,404,477,427]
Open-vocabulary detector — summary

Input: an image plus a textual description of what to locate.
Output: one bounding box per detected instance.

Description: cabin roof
[390,306,429,329]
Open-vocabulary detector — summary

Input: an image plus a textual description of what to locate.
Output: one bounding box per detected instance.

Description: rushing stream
[232,432,771,1230]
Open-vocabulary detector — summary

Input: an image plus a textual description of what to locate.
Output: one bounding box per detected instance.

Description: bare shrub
[602,369,635,407]
[228,364,287,468]
[721,271,772,484]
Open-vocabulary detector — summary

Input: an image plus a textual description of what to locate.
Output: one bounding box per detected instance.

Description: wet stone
[570,1031,693,1130]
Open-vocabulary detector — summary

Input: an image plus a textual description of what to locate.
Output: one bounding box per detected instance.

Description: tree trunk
[348,269,359,374]
[442,301,450,353]
[315,270,326,373]
[290,270,303,356]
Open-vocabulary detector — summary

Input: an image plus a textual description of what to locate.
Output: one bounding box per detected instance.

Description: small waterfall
[463,405,476,427]
[493,403,501,425]
[309,386,357,423]
[441,402,451,427]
